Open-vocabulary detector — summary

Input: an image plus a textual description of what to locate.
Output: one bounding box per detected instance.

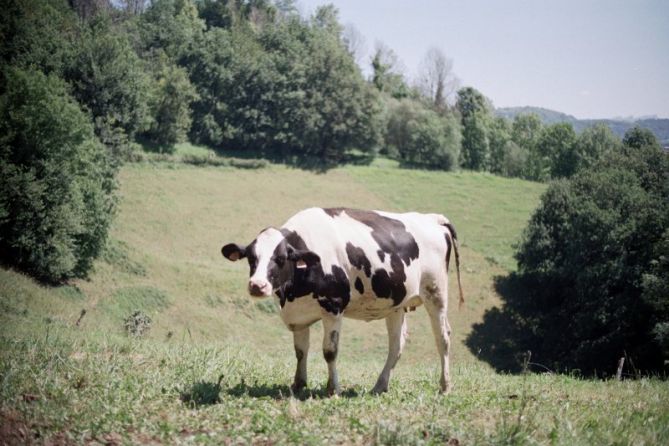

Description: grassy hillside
[2,155,668,444]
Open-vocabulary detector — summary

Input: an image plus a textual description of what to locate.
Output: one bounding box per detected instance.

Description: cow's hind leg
[291,326,310,393]
[423,284,452,393]
[321,313,343,396]
[371,309,407,394]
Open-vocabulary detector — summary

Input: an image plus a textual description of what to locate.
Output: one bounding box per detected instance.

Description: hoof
[370,385,388,395]
[291,379,307,394]
[326,386,341,397]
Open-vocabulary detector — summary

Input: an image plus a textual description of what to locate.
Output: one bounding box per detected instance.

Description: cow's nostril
[249,281,269,296]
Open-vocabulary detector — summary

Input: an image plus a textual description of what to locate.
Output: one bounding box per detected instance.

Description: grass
[2,331,667,445]
[2,158,667,444]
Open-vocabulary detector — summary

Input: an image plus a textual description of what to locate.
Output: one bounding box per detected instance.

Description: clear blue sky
[298,0,669,119]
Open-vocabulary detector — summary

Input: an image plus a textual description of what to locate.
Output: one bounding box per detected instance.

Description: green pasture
[2,154,667,444]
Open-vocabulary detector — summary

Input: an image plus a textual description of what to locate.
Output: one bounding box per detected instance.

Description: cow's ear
[222,243,246,261]
[288,249,320,269]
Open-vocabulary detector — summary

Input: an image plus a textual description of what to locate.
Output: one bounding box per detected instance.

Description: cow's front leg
[371,309,407,394]
[291,326,310,393]
[321,313,343,396]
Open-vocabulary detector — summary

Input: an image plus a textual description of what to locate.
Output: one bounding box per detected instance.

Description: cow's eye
[275,255,286,267]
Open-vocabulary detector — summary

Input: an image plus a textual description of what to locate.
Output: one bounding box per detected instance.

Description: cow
[222,207,463,395]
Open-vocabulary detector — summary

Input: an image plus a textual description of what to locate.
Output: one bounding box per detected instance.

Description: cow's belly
[344,293,422,321]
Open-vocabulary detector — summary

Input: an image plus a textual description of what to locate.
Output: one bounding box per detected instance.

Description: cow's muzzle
[248,280,272,297]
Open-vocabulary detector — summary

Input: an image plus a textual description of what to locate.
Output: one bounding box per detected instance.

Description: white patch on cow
[277,293,322,329]
[283,208,341,275]
[249,227,285,296]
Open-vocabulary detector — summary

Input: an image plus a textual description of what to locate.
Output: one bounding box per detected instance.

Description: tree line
[2,0,643,174]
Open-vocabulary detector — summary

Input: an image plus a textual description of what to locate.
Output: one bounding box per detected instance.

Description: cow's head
[222,228,320,298]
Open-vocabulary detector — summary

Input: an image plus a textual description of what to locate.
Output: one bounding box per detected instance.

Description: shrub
[385,99,461,170]
[492,143,668,375]
[123,310,152,337]
[0,67,116,282]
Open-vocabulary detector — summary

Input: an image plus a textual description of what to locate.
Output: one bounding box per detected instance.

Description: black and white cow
[222,207,463,395]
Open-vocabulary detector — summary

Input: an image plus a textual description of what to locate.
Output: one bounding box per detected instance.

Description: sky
[298,0,669,120]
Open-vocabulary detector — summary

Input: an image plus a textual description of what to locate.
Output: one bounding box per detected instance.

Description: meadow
[1,146,667,444]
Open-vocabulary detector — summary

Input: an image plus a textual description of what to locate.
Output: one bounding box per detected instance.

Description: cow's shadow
[224,380,360,401]
[180,378,360,407]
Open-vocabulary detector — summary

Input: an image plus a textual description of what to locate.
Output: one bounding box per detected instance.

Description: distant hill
[495,106,669,145]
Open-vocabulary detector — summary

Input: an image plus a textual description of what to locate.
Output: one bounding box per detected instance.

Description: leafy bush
[385,99,461,170]
[469,140,669,375]
[0,67,116,282]
[123,310,152,337]
[180,153,268,168]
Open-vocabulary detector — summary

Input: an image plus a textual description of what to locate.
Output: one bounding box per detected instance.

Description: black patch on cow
[323,330,339,363]
[267,229,350,314]
[354,277,364,294]
[245,241,259,276]
[444,232,452,271]
[323,208,419,306]
[377,249,385,262]
[322,208,344,217]
[370,265,407,306]
[313,266,350,314]
[346,242,371,277]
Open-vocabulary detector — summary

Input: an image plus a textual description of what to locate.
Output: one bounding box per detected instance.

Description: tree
[511,114,544,180]
[622,126,660,150]
[470,144,669,375]
[574,123,621,171]
[299,6,381,162]
[370,42,409,99]
[0,0,77,77]
[140,0,205,62]
[488,116,511,175]
[69,0,112,19]
[500,140,527,178]
[416,47,458,111]
[0,67,116,282]
[186,5,380,163]
[456,87,491,170]
[142,55,199,148]
[65,14,152,157]
[385,99,461,170]
[537,122,577,178]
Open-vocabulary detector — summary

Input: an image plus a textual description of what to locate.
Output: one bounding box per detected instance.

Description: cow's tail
[441,219,464,310]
